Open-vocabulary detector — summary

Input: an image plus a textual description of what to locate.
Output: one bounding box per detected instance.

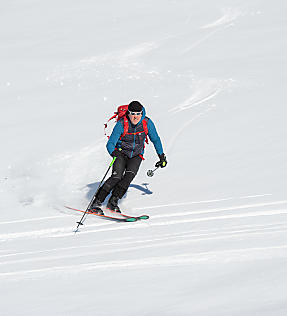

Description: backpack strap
[142,118,149,144]
[121,116,129,139]
[120,117,149,144]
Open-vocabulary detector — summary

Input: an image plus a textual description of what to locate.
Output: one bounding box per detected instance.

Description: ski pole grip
[110,156,117,167]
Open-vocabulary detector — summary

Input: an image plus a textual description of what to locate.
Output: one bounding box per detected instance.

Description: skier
[89,100,167,214]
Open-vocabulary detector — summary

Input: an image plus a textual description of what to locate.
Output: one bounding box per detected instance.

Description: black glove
[111,149,123,158]
[155,153,167,168]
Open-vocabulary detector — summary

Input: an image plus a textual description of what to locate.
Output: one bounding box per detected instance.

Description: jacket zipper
[130,126,136,158]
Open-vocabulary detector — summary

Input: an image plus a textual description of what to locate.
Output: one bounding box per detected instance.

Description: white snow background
[1,0,287,315]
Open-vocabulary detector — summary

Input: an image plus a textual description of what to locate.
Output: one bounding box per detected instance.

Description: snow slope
[1,0,287,315]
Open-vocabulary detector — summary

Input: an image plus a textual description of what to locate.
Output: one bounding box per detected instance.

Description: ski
[65,206,138,222]
[106,207,149,220]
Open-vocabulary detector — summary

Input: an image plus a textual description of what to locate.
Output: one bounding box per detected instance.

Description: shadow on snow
[86,182,153,202]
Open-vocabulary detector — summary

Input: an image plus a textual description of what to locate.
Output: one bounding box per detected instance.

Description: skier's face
[128,112,142,125]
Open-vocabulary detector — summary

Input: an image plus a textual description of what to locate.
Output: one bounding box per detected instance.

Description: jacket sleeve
[106,121,124,155]
[147,119,164,155]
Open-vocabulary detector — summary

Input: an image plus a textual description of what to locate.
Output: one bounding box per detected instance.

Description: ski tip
[139,215,149,220]
[125,217,137,222]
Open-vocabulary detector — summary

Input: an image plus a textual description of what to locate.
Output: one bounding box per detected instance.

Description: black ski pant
[96,154,142,202]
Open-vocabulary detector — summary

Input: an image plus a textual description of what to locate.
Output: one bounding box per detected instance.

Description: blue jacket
[107,106,163,158]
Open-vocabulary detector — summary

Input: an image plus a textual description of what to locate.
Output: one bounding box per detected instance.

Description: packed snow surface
[1,0,287,315]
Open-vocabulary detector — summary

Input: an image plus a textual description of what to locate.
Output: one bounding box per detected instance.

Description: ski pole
[147,167,159,177]
[74,157,117,233]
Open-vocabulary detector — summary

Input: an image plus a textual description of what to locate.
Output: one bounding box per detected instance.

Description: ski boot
[88,199,104,215]
[107,195,121,213]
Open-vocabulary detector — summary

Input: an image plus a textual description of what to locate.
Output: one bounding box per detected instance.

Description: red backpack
[104,104,149,143]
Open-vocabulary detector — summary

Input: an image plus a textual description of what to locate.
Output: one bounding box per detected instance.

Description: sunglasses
[128,110,142,116]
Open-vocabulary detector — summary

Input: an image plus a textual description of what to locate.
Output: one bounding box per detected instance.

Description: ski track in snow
[165,7,242,154]
[181,7,243,54]
[0,215,67,225]
[167,105,215,153]
[47,42,160,88]
[1,195,286,243]
[168,78,233,113]
[1,194,287,281]
[135,193,273,210]
[1,222,287,267]
[1,220,286,262]
[1,244,287,280]
[201,8,243,29]
[167,77,236,153]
